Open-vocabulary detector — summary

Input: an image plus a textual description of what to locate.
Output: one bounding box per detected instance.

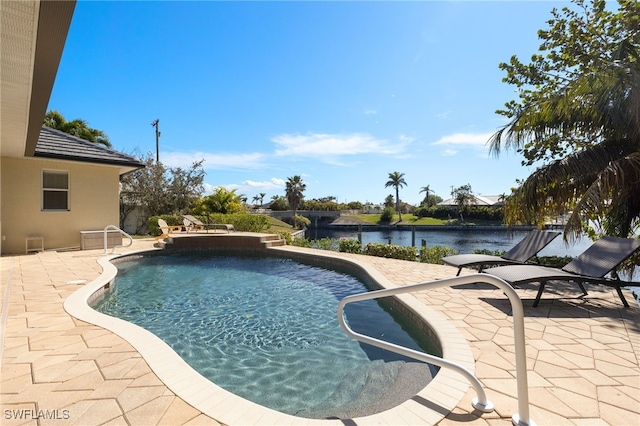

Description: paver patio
[1,236,638,425]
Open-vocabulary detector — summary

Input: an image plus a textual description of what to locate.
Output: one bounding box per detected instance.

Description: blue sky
[48,1,567,205]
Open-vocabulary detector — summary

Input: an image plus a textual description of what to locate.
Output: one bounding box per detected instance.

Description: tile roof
[34,126,145,169]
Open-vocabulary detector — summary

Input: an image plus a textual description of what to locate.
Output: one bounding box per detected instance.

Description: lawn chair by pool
[182,214,235,233]
[441,230,561,276]
[482,236,640,307]
[156,218,183,240]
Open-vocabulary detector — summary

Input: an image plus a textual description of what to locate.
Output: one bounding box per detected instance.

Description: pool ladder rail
[337,274,536,426]
[103,225,133,254]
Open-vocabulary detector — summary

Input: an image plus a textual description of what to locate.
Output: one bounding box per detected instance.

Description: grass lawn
[266,216,295,233]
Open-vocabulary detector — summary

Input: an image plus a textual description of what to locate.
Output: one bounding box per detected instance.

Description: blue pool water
[93,252,438,418]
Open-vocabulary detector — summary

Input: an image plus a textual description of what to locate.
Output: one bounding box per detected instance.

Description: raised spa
[92,251,438,419]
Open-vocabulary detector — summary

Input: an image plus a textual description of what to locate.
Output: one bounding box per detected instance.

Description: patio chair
[441,230,561,276]
[155,218,183,240]
[183,214,206,233]
[182,214,235,233]
[482,236,640,307]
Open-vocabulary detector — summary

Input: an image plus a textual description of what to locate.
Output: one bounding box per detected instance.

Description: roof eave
[24,1,76,157]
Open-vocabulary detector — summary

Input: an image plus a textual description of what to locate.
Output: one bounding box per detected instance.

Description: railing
[103,225,133,254]
[337,274,535,426]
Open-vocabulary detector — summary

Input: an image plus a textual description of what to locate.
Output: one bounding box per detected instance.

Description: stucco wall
[1,157,121,254]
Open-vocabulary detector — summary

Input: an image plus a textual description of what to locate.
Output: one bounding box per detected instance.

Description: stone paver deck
[1,236,639,425]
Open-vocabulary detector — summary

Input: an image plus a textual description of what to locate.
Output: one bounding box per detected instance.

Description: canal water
[306,227,593,257]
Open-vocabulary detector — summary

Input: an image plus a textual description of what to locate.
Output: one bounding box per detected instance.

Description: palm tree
[488,1,640,242]
[258,192,266,207]
[419,185,433,207]
[252,195,260,207]
[285,175,306,228]
[489,45,640,241]
[44,110,111,147]
[385,171,407,222]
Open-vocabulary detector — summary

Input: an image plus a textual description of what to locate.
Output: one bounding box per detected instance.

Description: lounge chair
[155,218,183,240]
[441,230,561,276]
[483,236,640,307]
[183,215,206,233]
[182,214,235,233]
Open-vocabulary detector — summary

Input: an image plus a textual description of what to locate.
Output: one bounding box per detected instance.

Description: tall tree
[385,171,407,222]
[44,110,112,147]
[489,0,640,242]
[119,154,205,232]
[285,175,306,228]
[419,185,433,207]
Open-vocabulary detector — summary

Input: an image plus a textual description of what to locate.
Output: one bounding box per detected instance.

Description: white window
[42,170,69,211]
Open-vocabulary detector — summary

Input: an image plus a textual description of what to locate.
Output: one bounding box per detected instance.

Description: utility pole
[151,119,160,162]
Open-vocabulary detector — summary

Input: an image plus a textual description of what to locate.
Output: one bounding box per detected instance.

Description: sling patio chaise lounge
[183,214,235,233]
[441,230,561,276]
[482,236,640,307]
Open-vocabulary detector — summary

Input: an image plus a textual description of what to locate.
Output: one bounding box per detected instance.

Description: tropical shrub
[380,207,395,223]
[364,243,417,261]
[419,245,459,264]
[293,214,311,229]
[339,238,362,254]
[206,213,270,232]
[312,237,339,251]
[291,237,312,248]
[277,230,293,245]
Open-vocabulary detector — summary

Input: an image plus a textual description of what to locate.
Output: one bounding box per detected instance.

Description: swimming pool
[92,251,439,419]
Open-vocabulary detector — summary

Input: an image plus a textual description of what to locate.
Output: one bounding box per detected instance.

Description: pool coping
[63,244,476,425]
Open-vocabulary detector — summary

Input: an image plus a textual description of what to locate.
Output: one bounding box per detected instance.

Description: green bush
[277,231,293,245]
[419,245,459,264]
[294,214,311,229]
[472,248,505,256]
[313,237,339,251]
[380,207,395,223]
[206,213,270,232]
[364,243,417,261]
[291,237,312,248]
[537,255,572,268]
[339,238,362,254]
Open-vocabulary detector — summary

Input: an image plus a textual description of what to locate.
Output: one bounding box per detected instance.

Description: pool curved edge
[64,246,476,426]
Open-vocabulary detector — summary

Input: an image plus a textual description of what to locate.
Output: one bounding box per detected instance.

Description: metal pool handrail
[103,225,133,254]
[337,274,535,426]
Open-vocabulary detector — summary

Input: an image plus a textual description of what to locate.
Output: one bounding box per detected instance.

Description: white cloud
[432,132,494,157]
[364,109,378,115]
[271,132,410,161]
[161,151,265,170]
[241,178,285,190]
[436,110,452,119]
[432,132,493,146]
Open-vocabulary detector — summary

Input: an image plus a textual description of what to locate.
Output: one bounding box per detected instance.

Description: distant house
[437,194,504,207]
[0,1,144,254]
[363,203,384,214]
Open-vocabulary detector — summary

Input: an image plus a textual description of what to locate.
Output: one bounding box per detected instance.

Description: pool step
[302,360,433,419]
[261,234,285,248]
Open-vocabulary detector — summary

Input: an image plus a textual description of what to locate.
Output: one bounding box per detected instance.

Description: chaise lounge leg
[533,282,546,307]
[577,283,588,296]
[615,286,630,308]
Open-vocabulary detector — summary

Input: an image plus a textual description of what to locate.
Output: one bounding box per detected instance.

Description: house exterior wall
[1,157,120,254]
